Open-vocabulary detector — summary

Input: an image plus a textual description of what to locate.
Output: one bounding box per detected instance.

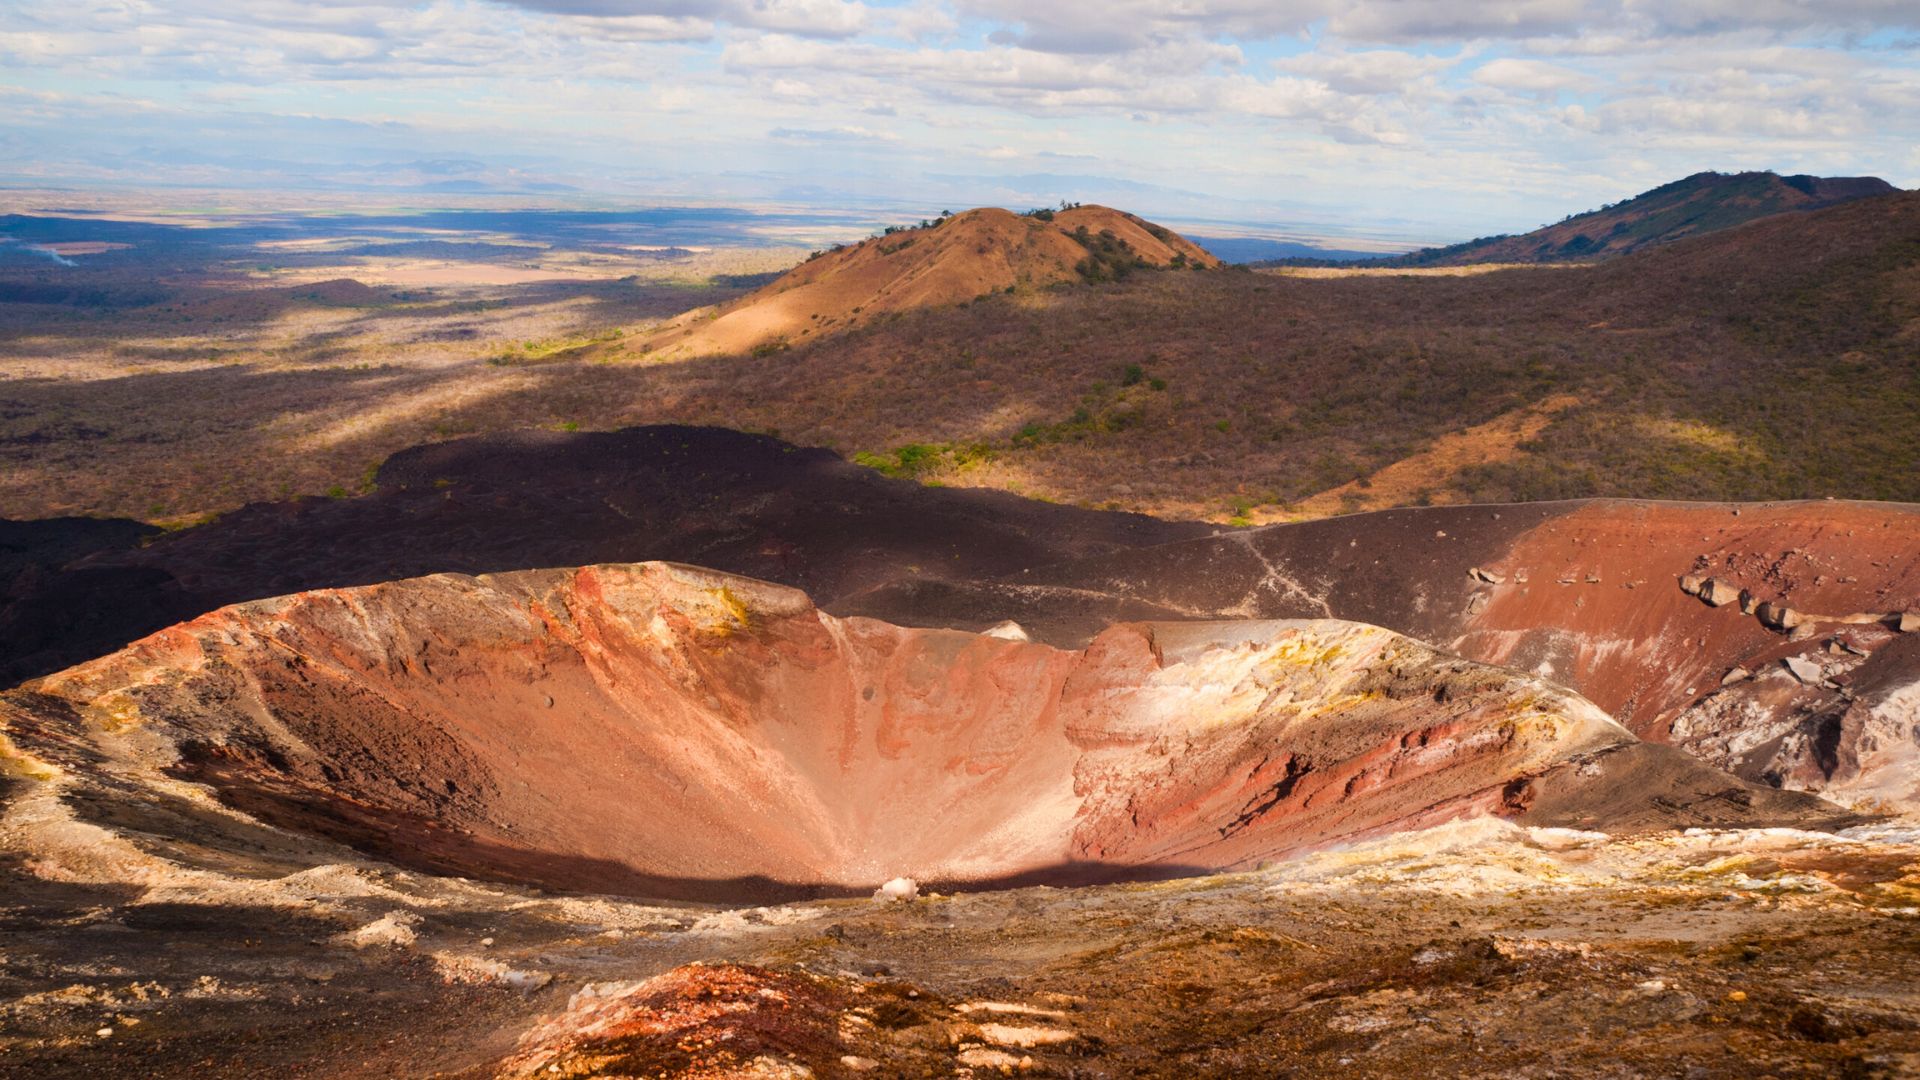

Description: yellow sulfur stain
[0,729,61,781]
[697,584,755,641]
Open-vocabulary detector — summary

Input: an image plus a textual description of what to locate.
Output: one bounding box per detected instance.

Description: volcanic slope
[0,425,1209,688]
[6,190,1918,527]
[0,561,1846,904]
[631,204,1218,359]
[618,188,1920,521]
[840,498,1920,811]
[1370,170,1898,266]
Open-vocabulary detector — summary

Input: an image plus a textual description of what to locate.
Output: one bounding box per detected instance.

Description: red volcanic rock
[1451,502,1917,723]
[498,964,852,1079]
[0,563,1839,902]
[845,499,1920,808]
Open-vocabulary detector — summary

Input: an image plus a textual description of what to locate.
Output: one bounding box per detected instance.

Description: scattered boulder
[1782,656,1824,685]
[873,878,919,903]
[1721,667,1750,686]
[1739,589,1757,615]
[1899,611,1919,633]
[1757,601,1807,632]
[340,911,422,950]
[1470,567,1505,584]
[1679,574,1705,596]
[1699,578,1741,607]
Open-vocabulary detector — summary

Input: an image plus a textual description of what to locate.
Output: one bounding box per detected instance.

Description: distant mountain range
[1190,236,1380,263]
[1260,170,1899,268]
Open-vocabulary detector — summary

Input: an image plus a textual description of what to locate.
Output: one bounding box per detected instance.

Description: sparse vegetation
[4,193,1916,525]
[489,329,625,365]
[851,441,994,479]
[1070,226,1149,284]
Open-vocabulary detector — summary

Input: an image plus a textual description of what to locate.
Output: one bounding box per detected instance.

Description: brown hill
[632,205,1218,359]
[622,188,1918,521]
[1376,170,1898,266]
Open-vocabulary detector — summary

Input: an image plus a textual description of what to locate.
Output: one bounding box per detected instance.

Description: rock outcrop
[840,499,1920,809]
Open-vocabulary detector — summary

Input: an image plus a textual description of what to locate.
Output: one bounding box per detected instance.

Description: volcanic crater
[2,561,1838,906]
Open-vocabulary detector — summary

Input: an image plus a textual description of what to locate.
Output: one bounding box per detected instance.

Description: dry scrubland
[0,249,792,521]
[1,192,1916,524]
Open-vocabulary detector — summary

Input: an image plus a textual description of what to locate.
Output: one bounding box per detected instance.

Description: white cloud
[769,123,901,140]
[485,0,872,37]
[1279,48,1457,96]
[1473,57,1593,93]
[949,0,1920,53]
[0,0,1914,233]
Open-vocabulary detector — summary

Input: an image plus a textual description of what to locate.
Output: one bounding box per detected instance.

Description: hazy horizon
[3,1,1916,248]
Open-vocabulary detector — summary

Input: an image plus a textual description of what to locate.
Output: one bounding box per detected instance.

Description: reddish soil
[2,562,1841,903]
[1455,500,1920,731]
[842,498,1920,803]
[495,964,852,1079]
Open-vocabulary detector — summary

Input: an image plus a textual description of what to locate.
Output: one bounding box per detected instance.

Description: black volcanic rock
[0,426,1209,687]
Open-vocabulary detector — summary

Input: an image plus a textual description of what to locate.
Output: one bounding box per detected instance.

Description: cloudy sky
[2,0,1916,242]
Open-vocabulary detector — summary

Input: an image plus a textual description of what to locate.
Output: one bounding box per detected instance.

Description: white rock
[1699,578,1740,607]
[957,1047,1031,1070]
[339,910,421,950]
[976,1022,1076,1048]
[1782,656,1824,684]
[982,621,1030,642]
[873,877,918,902]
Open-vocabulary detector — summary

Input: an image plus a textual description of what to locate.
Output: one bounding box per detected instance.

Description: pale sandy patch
[1275,394,1582,520]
